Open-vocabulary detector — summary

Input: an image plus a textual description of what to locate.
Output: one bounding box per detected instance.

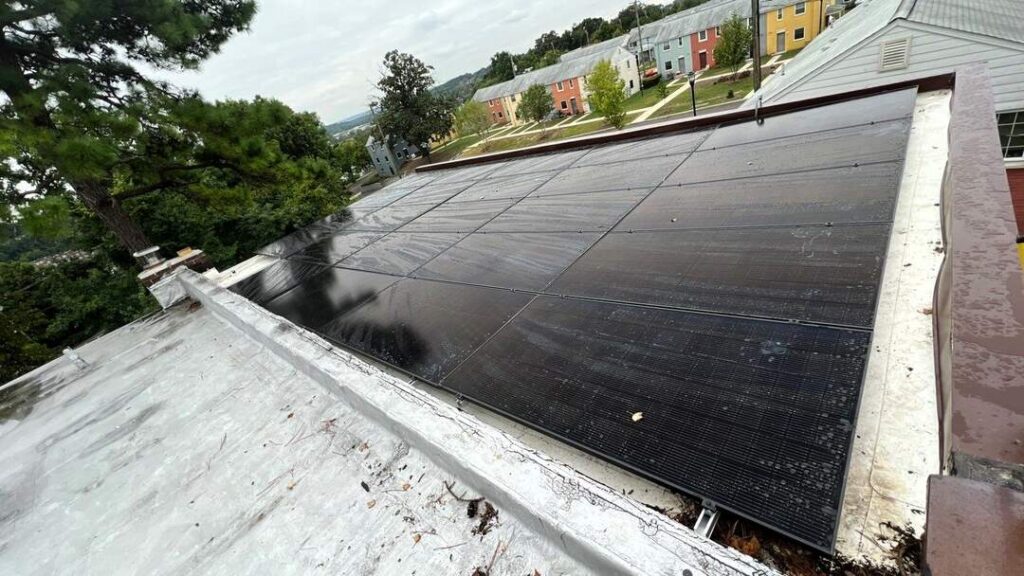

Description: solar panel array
[233,88,917,551]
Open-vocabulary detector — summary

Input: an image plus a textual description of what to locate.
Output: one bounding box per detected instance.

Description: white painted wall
[771,21,1024,112]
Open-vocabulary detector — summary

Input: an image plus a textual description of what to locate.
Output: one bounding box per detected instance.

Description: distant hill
[326,67,489,138]
[325,110,372,137]
[432,66,489,103]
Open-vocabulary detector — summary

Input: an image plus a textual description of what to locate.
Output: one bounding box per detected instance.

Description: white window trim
[794,27,806,40]
[568,78,574,88]
[715,26,721,36]
[556,81,564,91]
[777,8,784,20]
[678,37,684,46]
[795,2,806,15]
[663,42,670,50]
[697,29,707,41]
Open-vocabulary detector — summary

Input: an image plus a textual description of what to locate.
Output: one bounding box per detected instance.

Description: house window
[629,79,635,89]
[678,37,684,46]
[998,111,1024,158]
[569,78,574,88]
[794,27,805,40]
[777,8,784,20]
[663,42,671,50]
[497,111,503,118]
[698,30,707,41]
[795,2,806,15]
[715,26,721,36]
[665,60,673,70]
[560,100,568,110]
[556,81,563,91]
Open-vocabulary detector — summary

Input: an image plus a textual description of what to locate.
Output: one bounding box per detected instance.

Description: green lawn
[622,82,667,112]
[776,48,803,62]
[650,75,753,119]
[462,119,612,157]
[430,132,488,163]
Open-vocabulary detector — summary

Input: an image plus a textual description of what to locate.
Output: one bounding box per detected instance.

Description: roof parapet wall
[934,64,1024,467]
[170,268,777,576]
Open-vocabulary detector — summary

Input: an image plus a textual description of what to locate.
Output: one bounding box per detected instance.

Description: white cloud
[157,0,627,123]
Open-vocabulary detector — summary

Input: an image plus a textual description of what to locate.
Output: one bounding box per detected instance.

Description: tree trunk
[76,182,152,254]
[2,41,153,257]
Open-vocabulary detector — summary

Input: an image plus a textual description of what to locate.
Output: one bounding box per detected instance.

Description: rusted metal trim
[417,73,955,173]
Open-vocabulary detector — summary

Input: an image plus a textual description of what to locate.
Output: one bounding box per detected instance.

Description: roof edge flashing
[171,268,777,576]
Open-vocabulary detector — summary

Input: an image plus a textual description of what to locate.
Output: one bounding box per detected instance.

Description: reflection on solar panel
[237,87,918,551]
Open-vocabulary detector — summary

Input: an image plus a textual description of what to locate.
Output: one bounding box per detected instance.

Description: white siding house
[749,0,1024,120]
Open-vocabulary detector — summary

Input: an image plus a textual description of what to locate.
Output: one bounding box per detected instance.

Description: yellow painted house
[763,0,838,55]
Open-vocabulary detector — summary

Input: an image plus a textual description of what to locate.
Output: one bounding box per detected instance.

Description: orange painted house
[550,77,585,116]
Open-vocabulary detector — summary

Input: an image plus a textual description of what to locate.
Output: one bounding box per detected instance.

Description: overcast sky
[158,0,629,124]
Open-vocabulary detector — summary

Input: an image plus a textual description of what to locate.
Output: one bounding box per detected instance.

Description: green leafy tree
[334,139,371,182]
[484,51,516,84]
[373,51,456,159]
[537,50,562,68]
[519,85,554,124]
[454,101,492,138]
[0,0,257,254]
[713,14,753,79]
[587,60,628,129]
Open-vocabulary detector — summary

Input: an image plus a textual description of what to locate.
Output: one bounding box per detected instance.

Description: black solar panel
[442,296,870,551]
[417,232,601,291]
[550,224,889,327]
[228,259,327,304]
[244,87,918,552]
[398,198,516,232]
[339,232,463,275]
[316,279,533,382]
[262,267,400,332]
[288,231,384,265]
[481,189,648,232]
[617,162,903,231]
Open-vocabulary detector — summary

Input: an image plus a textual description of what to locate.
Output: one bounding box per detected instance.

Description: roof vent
[879,37,910,71]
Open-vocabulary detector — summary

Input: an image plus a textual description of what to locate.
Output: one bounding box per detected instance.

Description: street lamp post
[687,71,697,116]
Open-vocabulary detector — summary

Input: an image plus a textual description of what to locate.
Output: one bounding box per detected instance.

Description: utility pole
[750,0,762,91]
[634,0,645,95]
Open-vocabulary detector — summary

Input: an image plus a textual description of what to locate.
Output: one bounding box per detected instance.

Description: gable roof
[748,0,1024,105]
[651,0,751,44]
[472,41,631,102]
[905,0,1024,44]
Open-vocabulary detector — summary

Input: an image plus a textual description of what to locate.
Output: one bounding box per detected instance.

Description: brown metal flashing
[924,475,1024,576]
[936,65,1024,467]
[417,74,955,173]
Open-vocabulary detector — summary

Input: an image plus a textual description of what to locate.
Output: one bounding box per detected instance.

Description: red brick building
[550,77,585,116]
[1007,167,1024,237]
[689,26,720,71]
[484,97,508,125]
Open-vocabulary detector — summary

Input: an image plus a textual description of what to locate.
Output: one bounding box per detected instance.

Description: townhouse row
[472,0,838,125]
